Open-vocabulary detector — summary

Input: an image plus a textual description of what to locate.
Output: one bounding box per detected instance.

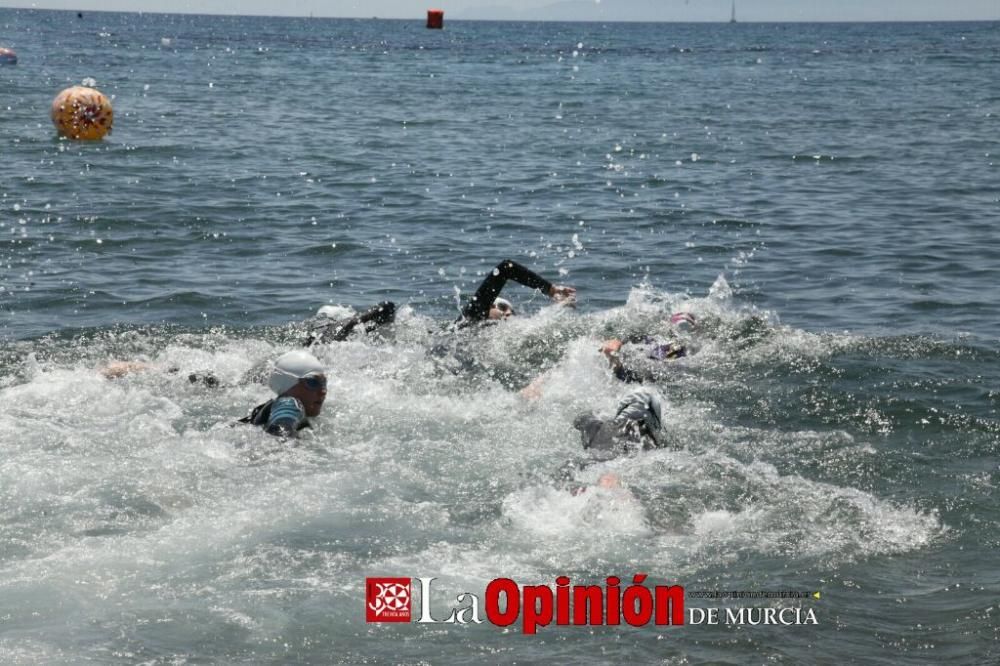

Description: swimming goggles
[300,374,327,391]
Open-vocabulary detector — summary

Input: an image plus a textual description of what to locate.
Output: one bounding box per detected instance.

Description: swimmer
[601,312,697,383]
[303,301,396,346]
[99,360,219,386]
[238,350,327,438]
[99,360,154,379]
[98,301,394,387]
[569,471,623,496]
[233,300,398,387]
[457,259,575,326]
[572,389,665,457]
[426,259,574,384]
[520,313,695,400]
[551,390,663,495]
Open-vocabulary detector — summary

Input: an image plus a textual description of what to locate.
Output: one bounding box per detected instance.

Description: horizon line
[0,6,997,24]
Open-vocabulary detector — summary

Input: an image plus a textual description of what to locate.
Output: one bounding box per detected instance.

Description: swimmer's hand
[571,473,623,496]
[600,339,623,358]
[548,285,576,303]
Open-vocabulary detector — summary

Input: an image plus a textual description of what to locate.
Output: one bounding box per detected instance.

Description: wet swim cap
[316,304,356,320]
[493,297,514,314]
[269,350,325,395]
[614,390,663,433]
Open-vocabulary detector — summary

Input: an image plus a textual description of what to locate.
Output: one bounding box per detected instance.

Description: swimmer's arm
[357,300,396,333]
[265,396,307,438]
[307,301,397,345]
[600,339,625,373]
[99,361,154,379]
[462,259,572,321]
[600,339,643,383]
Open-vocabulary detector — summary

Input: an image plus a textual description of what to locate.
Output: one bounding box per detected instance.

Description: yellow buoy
[51,85,113,140]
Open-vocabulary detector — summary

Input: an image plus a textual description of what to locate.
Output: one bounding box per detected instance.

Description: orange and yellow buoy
[0,47,16,65]
[50,85,113,140]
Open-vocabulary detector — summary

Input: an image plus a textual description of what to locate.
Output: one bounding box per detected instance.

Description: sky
[0,0,997,22]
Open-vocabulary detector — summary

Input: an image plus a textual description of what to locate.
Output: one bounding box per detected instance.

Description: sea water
[0,10,998,664]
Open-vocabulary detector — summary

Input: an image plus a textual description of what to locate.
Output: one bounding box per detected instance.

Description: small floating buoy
[51,85,114,140]
[0,47,16,65]
[426,8,444,29]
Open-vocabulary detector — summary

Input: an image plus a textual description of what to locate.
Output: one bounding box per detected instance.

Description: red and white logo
[366,577,412,622]
[362,574,817,631]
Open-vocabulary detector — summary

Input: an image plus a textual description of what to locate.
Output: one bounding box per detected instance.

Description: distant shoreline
[0,6,997,25]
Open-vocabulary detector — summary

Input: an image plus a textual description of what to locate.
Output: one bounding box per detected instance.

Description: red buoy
[426,9,444,29]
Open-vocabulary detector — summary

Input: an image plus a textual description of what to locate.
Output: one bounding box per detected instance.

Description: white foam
[502,483,649,538]
[0,281,947,654]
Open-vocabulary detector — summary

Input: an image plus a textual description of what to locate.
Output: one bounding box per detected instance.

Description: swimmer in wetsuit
[551,389,665,494]
[456,259,576,326]
[519,313,696,400]
[426,259,574,382]
[600,312,697,384]
[99,360,220,387]
[303,301,396,346]
[239,350,328,438]
[96,302,394,388]
[572,389,665,458]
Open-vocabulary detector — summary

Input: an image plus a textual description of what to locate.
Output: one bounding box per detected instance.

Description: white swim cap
[316,304,356,320]
[493,297,514,315]
[268,350,325,395]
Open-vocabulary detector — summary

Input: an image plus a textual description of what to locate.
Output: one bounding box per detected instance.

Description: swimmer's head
[614,390,663,445]
[269,350,327,416]
[269,350,325,395]
[669,312,697,332]
[489,297,515,320]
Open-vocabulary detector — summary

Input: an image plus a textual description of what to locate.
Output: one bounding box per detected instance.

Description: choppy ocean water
[1,9,998,664]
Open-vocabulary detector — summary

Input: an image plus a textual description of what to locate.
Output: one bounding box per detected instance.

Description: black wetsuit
[550,415,659,490]
[304,301,396,346]
[573,413,660,457]
[238,397,311,437]
[458,259,553,324]
[420,259,556,384]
